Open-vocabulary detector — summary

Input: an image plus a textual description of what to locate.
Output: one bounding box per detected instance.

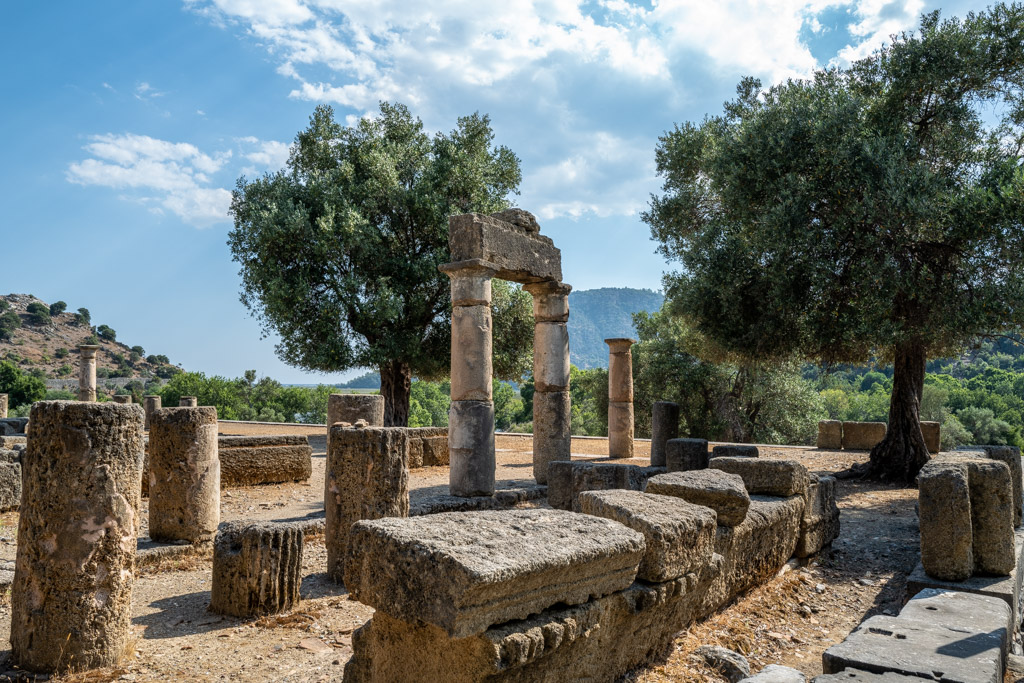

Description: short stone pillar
[0,393,7,418]
[327,393,385,455]
[211,521,303,617]
[11,401,144,673]
[148,406,220,542]
[143,395,161,430]
[524,281,572,484]
[77,344,100,402]
[606,338,636,458]
[179,395,198,407]
[651,401,680,467]
[112,394,131,404]
[326,425,409,583]
[442,262,498,497]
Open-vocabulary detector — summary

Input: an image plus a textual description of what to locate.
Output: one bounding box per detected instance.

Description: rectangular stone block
[796,474,840,557]
[344,509,644,638]
[918,460,973,581]
[421,435,449,466]
[448,213,563,284]
[711,444,758,458]
[578,490,716,582]
[403,427,448,469]
[666,438,709,472]
[645,470,751,527]
[218,443,313,487]
[920,421,940,454]
[821,614,1003,683]
[546,460,665,512]
[814,671,932,682]
[709,457,809,497]
[969,459,1015,575]
[817,420,842,449]
[900,588,1011,658]
[971,445,1023,528]
[0,460,20,512]
[841,422,886,450]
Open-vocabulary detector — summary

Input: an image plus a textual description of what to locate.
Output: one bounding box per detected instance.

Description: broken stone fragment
[490,207,541,233]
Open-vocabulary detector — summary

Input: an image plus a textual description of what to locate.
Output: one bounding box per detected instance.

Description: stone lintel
[448,213,563,284]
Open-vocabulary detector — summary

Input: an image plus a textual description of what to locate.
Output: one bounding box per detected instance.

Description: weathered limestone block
[710,457,810,497]
[651,402,680,468]
[217,436,313,486]
[532,322,569,392]
[450,304,493,402]
[143,395,161,430]
[112,395,131,404]
[403,427,448,468]
[817,420,842,449]
[328,393,385,429]
[0,435,26,448]
[646,470,751,527]
[608,401,634,458]
[0,417,28,435]
[344,508,645,638]
[918,460,973,581]
[967,445,1023,527]
[796,474,840,557]
[77,344,99,402]
[0,459,21,511]
[533,390,570,484]
[421,434,449,466]
[12,401,144,673]
[666,438,710,472]
[0,393,7,418]
[547,460,665,511]
[449,399,495,497]
[841,422,886,450]
[712,444,759,458]
[578,489,716,581]
[210,520,303,617]
[739,665,805,682]
[148,406,220,543]
[968,459,1016,575]
[179,396,198,407]
[326,426,409,583]
[920,421,940,454]
[448,213,563,283]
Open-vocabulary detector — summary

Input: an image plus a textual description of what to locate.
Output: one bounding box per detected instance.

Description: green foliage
[339,371,380,389]
[570,366,609,436]
[493,381,522,432]
[74,307,90,326]
[0,360,45,409]
[56,364,72,377]
[147,354,170,365]
[96,325,116,341]
[25,302,50,326]
[54,347,68,358]
[408,380,450,428]
[228,101,525,424]
[0,310,20,341]
[83,334,99,346]
[131,345,144,356]
[49,301,67,316]
[491,281,533,381]
[157,370,339,423]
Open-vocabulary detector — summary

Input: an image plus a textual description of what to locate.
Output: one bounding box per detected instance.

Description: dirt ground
[0,424,921,682]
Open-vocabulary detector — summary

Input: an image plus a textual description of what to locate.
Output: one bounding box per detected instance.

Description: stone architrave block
[712,444,759,459]
[533,390,571,484]
[709,457,810,497]
[821,614,1003,683]
[645,470,751,527]
[547,461,665,512]
[650,402,680,468]
[968,459,1016,575]
[841,422,886,450]
[817,420,842,449]
[448,213,563,284]
[969,445,1023,528]
[326,426,409,583]
[578,489,716,581]
[918,461,974,580]
[796,474,840,557]
[344,508,644,638]
[12,401,144,673]
[920,421,940,454]
[211,521,304,618]
[666,438,709,472]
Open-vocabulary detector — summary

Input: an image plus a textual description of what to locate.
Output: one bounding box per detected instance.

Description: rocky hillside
[0,293,177,383]
[568,287,665,369]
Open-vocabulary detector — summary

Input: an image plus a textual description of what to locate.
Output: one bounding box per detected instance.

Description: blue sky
[0,0,978,384]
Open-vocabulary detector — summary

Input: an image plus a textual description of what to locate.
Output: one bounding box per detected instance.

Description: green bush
[0,310,20,341]
[57,364,73,377]
[96,324,116,341]
[83,334,99,346]
[75,308,91,325]
[0,360,46,409]
[54,347,68,359]
[25,302,50,326]
[131,345,144,356]
[49,301,67,315]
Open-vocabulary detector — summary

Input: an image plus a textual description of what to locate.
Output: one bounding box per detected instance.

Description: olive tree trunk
[863,339,931,483]
[379,360,412,427]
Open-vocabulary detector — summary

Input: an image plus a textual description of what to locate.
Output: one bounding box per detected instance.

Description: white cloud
[237,136,292,170]
[834,0,925,65]
[67,133,233,228]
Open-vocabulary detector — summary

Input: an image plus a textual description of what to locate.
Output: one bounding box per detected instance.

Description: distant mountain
[568,288,664,369]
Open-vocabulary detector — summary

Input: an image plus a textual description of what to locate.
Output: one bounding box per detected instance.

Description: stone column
[524,281,572,484]
[143,395,161,430]
[77,344,100,402]
[148,406,220,542]
[11,401,144,673]
[606,338,636,459]
[651,401,680,467]
[112,395,131,404]
[179,396,198,407]
[211,521,303,617]
[327,393,385,456]
[0,393,7,418]
[441,262,497,497]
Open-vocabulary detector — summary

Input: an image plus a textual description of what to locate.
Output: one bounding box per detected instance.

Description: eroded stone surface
[666,438,710,472]
[920,421,940,454]
[796,474,840,557]
[918,460,974,580]
[344,508,644,638]
[710,457,810,497]
[211,520,303,617]
[817,421,841,449]
[646,470,751,527]
[328,393,385,428]
[547,460,665,512]
[448,213,563,284]
[841,422,886,450]
[968,445,1023,527]
[533,390,570,485]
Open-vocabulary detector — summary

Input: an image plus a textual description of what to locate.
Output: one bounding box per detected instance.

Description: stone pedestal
[179,396,198,407]
[443,262,498,497]
[651,401,679,467]
[143,395,161,430]
[524,281,572,484]
[112,395,131,404]
[148,406,220,543]
[328,393,385,427]
[0,393,7,418]
[11,401,144,673]
[77,344,99,402]
[211,521,303,617]
[606,338,636,459]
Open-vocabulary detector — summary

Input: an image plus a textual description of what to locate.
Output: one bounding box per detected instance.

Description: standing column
[12,401,144,673]
[179,396,198,407]
[149,406,220,542]
[651,401,680,467]
[441,262,498,497]
[77,344,99,402]
[524,281,572,484]
[143,395,161,430]
[606,338,636,458]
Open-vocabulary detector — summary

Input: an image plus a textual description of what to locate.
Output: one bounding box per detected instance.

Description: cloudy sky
[1,0,977,384]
